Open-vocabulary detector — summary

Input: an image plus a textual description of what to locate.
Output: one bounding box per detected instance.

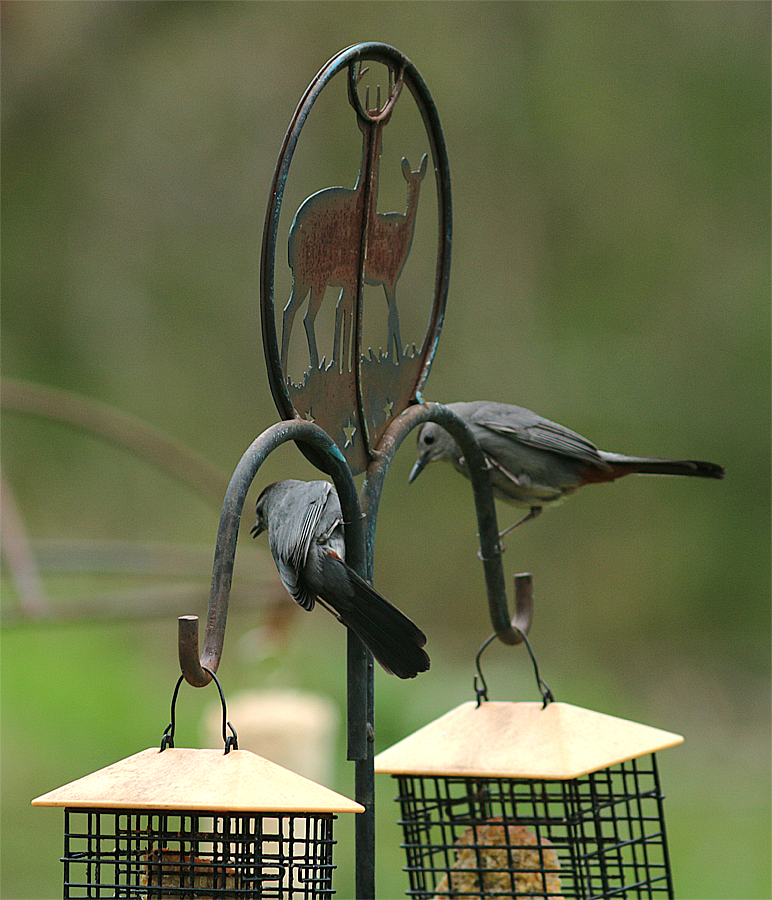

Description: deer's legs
[385,286,402,361]
[282,282,309,370]
[333,287,355,373]
[302,284,325,371]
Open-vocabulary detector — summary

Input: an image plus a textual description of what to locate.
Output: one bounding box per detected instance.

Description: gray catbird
[410,401,724,534]
[251,479,430,678]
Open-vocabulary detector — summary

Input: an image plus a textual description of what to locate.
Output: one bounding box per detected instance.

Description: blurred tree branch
[0,379,286,626]
[0,467,49,617]
[1,378,230,508]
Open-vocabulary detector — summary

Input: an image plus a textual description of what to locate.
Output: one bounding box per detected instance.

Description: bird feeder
[375,700,683,899]
[33,669,363,900]
[32,747,363,899]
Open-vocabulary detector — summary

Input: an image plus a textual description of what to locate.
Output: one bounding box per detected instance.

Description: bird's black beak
[408,456,428,484]
[250,520,265,538]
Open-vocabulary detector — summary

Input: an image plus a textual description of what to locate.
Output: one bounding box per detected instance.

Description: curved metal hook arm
[178,418,364,686]
[361,402,533,644]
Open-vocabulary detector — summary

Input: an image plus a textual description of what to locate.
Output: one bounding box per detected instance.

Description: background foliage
[2,3,769,898]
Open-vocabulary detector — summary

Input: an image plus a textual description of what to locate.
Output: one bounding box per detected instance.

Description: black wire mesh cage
[394,755,672,899]
[61,807,335,899]
[375,701,684,900]
[33,747,363,900]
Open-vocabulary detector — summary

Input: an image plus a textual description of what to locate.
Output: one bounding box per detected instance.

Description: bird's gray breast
[473,430,587,507]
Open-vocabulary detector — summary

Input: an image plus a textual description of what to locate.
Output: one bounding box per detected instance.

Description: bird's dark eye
[423,433,435,446]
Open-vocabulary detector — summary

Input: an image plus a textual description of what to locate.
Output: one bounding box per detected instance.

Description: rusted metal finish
[281,63,403,373]
[177,615,208,687]
[261,43,452,475]
[362,402,533,643]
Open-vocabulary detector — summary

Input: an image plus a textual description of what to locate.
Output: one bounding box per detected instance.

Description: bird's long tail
[317,557,430,679]
[597,452,725,479]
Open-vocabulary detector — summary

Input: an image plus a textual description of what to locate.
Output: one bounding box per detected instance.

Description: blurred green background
[2,2,769,898]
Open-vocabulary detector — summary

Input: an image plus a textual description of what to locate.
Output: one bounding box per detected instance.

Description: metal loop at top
[347,57,405,124]
[160,668,238,755]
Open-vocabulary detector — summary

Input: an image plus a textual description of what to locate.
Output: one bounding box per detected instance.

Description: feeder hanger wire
[474,617,554,710]
[161,666,238,754]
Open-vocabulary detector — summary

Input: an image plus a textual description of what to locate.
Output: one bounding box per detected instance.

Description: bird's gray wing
[474,406,609,469]
[270,482,332,610]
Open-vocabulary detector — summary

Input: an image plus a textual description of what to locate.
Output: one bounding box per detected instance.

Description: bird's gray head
[409,422,462,483]
[251,482,280,538]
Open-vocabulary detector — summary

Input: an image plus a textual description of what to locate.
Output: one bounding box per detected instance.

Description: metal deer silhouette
[360,153,428,362]
[281,80,428,373]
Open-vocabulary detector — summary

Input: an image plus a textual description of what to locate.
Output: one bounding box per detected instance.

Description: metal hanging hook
[160,667,238,755]
[474,615,554,709]
[176,418,363,688]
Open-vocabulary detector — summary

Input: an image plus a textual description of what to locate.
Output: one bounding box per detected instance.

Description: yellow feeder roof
[32,747,364,814]
[374,701,683,780]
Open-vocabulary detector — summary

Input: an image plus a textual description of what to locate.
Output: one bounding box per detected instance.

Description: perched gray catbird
[252,479,430,679]
[410,401,724,534]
